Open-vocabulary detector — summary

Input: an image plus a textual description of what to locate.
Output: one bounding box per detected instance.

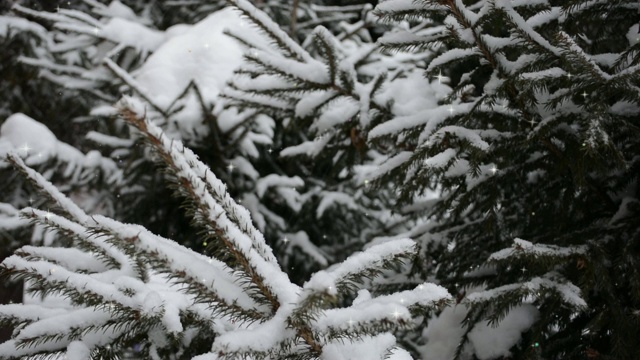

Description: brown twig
[290,0,300,39]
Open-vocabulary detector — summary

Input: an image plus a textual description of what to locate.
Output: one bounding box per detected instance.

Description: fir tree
[1,0,385,283]
[4,0,637,358]
[371,0,640,359]
[222,0,438,283]
[0,97,450,359]
[0,1,455,359]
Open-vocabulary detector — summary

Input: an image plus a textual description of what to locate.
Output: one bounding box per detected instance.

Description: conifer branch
[90,215,267,323]
[103,59,168,118]
[226,0,310,62]
[19,210,121,272]
[117,100,295,313]
[6,154,89,223]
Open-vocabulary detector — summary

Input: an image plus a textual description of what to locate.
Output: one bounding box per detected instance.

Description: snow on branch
[205,239,451,359]
[20,208,126,272]
[556,31,612,81]
[303,239,417,296]
[313,283,451,335]
[466,276,587,309]
[0,114,123,187]
[0,99,452,360]
[378,30,447,53]
[291,239,424,328]
[103,58,168,116]
[0,14,48,40]
[489,238,587,261]
[374,0,447,23]
[226,0,311,63]
[495,0,561,57]
[0,209,260,357]
[117,98,297,310]
[0,307,125,358]
[6,154,89,223]
[89,214,267,323]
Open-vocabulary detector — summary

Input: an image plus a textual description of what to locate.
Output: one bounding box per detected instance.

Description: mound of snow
[135,8,264,109]
[0,113,58,162]
[0,113,119,179]
[421,303,539,360]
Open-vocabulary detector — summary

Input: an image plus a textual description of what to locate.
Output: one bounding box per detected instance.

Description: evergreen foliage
[222,0,408,282]
[370,0,640,358]
[0,98,450,359]
[1,0,639,359]
[0,0,384,283]
[0,1,452,359]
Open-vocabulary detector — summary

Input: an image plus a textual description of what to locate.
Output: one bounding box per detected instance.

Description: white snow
[92,0,141,22]
[0,203,28,231]
[2,1,603,358]
[376,70,450,118]
[375,0,446,14]
[369,151,412,181]
[489,238,587,261]
[468,304,539,359]
[368,102,472,141]
[424,148,457,168]
[321,333,401,360]
[117,101,299,302]
[422,305,471,359]
[526,6,561,28]
[10,158,89,223]
[495,0,561,58]
[210,305,296,354]
[430,125,490,151]
[18,245,108,273]
[256,174,305,198]
[422,302,538,360]
[467,277,587,308]
[311,97,359,133]
[254,175,305,211]
[0,15,48,39]
[66,341,91,360]
[294,90,338,118]
[280,133,334,158]
[303,239,416,293]
[627,24,640,46]
[134,8,262,110]
[0,114,122,185]
[283,231,328,267]
[0,113,57,162]
[316,191,359,219]
[227,0,313,63]
[127,7,278,145]
[100,17,165,52]
[427,48,479,72]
